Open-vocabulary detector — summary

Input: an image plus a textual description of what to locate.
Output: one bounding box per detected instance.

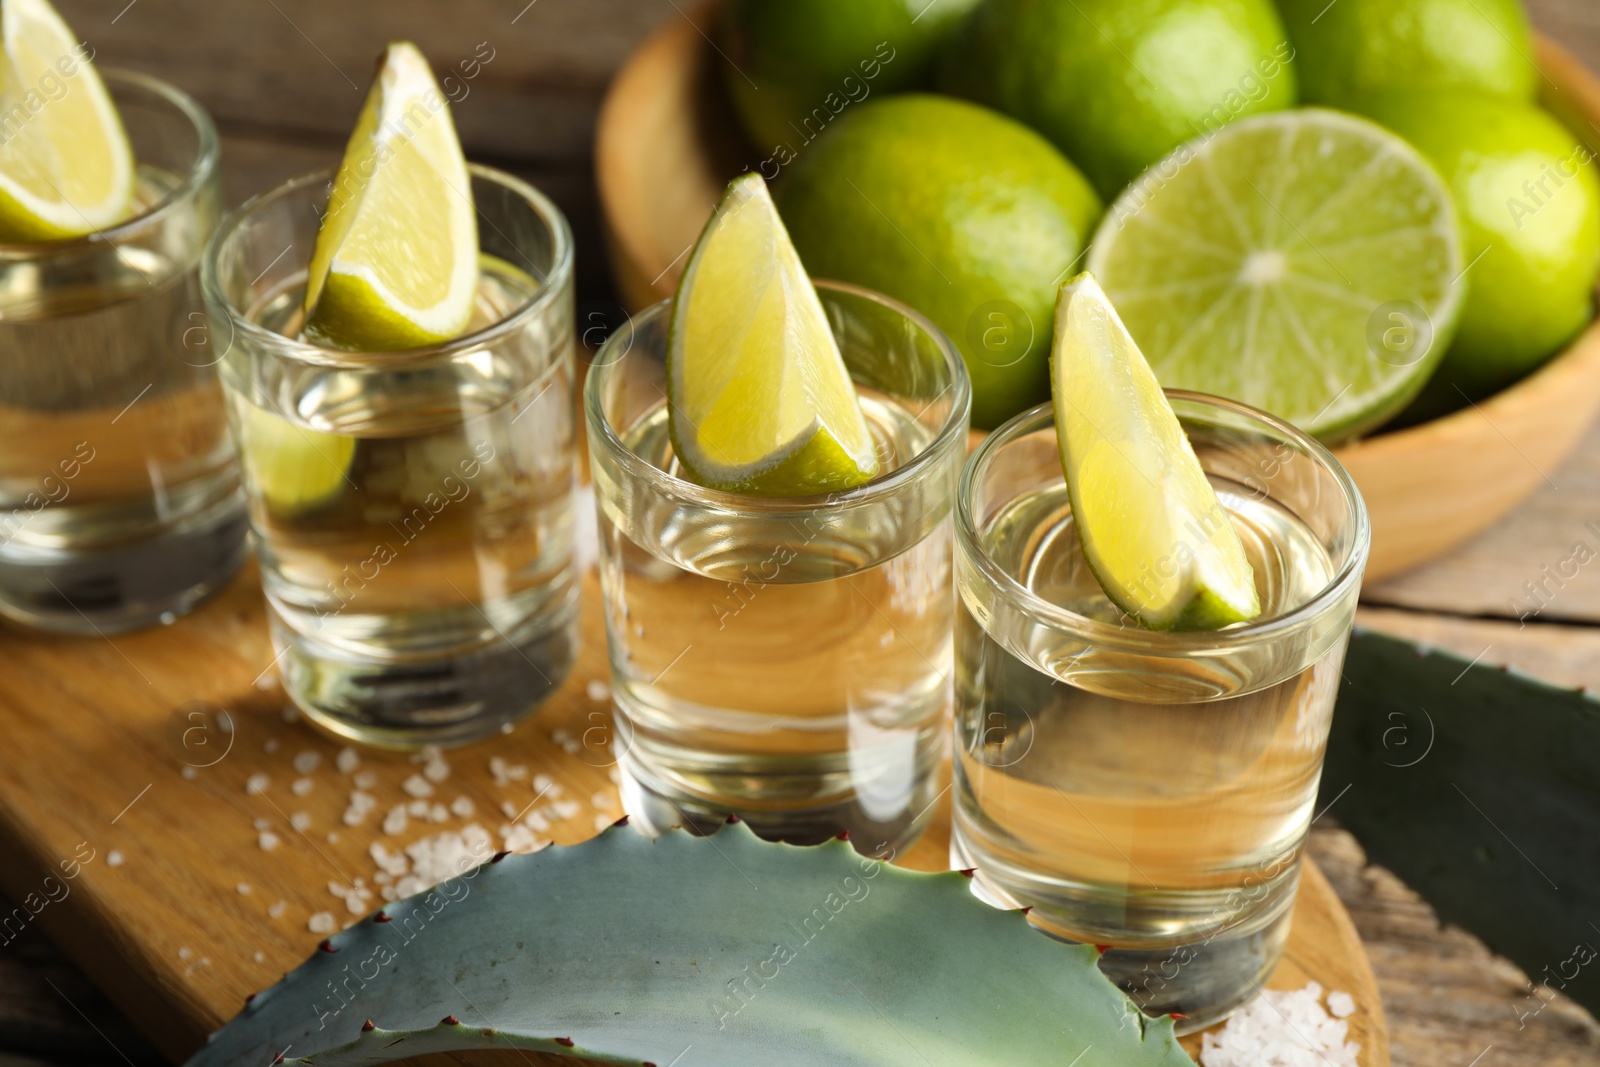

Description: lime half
[1087,109,1464,441]
[304,41,477,351]
[0,0,134,241]
[668,172,877,496]
[240,404,356,517]
[1052,273,1260,631]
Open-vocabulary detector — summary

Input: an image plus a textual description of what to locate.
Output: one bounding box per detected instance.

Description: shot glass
[586,281,971,855]
[951,393,1369,1031]
[0,70,245,632]
[203,166,578,748]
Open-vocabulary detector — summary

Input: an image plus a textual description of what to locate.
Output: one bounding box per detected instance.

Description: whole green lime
[940,0,1296,197]
[719,0,979,154]
[776,94,1102,428]
[1278,0,1537,108]
[1358,90,1599,404]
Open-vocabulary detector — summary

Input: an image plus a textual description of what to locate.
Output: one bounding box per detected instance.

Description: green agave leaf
[185,820,1194,1066]
[1325,629,1600,1015]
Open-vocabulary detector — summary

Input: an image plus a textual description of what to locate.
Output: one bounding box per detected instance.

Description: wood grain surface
[0,562,1385,1066]
[1,1,1599,1066]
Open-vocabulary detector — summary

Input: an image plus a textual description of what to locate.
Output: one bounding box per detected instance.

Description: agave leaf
[185,821,1193,1066]
[1325,629,1600,1015]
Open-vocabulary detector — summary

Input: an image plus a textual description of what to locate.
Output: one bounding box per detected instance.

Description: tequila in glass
[0,71,244,631]
[951,394,1368,1030]
[587,282,970,852]
[204,168,578,747]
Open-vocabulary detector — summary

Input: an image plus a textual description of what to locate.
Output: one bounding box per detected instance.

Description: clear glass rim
[0,68,219,259]
[957,393,1371,652]
[200,163,574,371]
[584,278,973,513]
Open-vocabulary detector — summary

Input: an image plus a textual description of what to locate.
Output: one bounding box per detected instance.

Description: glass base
[951,821,1298,1034]
[0,499,249,634]
[616,752,936,861]
[272,602,578,750]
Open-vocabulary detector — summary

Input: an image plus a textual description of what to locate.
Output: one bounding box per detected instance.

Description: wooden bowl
[595,6,1600,582]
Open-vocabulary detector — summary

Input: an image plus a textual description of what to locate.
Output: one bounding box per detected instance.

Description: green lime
[1278,0,1537,109]
[0,0,134,241]
[1086,109,1464,441]
[239,404,356,517]
[1052,273,1260,631]
[1356,90,1600,405]
[718,0,978,154]
[941,0,1296,197]
[776,94,1101,429]
[304,42,477,351]
[668,173,877,496]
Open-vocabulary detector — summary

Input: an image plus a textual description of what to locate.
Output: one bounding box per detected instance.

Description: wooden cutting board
[0,559,1387,1065]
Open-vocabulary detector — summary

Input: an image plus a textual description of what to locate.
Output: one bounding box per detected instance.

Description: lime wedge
[304,41,476,351]
[1052,273,1260,631]
[667,172,877,496]
[239,404,356,517]
[1086,110,1464,441]
[0,0,134,241]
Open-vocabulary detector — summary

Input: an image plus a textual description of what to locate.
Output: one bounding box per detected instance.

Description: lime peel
[667,172,877,497]
[1051,272,1260,631]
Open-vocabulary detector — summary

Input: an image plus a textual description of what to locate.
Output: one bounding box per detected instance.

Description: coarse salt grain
[291,777,314,796]
[553,799,580,820]
[290,812,312,832]
[254,818,270,831]
[263,738,280,754]
[501,823,548,854]
[500,800,519,818]
[258,832,280,852]
[268,901,287,919]
[178,946,192,960]
[524,810,550,833]
[591,791,612,809]
[382,805,407,836]
[1327,991,1356,1018]
[181,766,198,780]
[386,824,494,899]
[451,795,474,818]
[402,773,434,798]
[343,790,376,826]
[253,951,265,963]
[292,751,321,775]
[307,912,337,934]
[353,769,378,790]
[245,773,269,795]
[255,671,277,691]
[335,746,360,774]
[1200,982,1359,1067]
[408,799,430,817]
[236,883,251,895]
[534,773,558,796]
[586,679,609,702]
[107,850,124,867]
[594,813,614,832]
[423,755,450,783]
[281,704,299,723]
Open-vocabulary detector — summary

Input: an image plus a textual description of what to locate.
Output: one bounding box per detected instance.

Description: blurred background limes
[1356,89,1600,413]
[719,0,979,154]
[1278,0,1538,108]
[940,0,1298,197]
[711,0,1600,439]
[775,94,1102,429]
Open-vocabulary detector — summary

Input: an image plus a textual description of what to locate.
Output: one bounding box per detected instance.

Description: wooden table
[3,2,1599,1065]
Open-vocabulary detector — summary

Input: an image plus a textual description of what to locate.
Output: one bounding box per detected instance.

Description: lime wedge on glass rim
[0,0,134,241]
[667,172,878,496]
[1052,272,1260,631]
[303,40,477,351]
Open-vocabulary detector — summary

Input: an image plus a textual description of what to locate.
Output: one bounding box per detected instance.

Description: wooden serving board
[0,557,1386,1066]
